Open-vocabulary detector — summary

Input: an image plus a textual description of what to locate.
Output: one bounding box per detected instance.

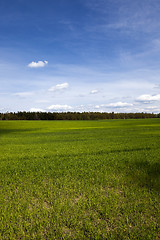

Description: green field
[0,119,160,239]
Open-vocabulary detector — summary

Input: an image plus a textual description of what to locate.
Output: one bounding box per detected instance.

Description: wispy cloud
[48,82,69,92]
[28,60,48,68]
[13,92,34,97]
[86,0,160,33]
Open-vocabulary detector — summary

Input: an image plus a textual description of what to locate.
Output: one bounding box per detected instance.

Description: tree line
[0,111,159,120]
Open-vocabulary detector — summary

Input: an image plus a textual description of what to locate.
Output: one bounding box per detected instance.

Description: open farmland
[0,119,160,239]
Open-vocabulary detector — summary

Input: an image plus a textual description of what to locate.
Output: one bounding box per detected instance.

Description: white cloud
[14,92,34,97]
[102,102,133,108]
[28,60,48,68]
[48,82,69,92]
[90,89,99,94]
[145,106,158,109]
[137,94,160,102]
[30,108,45,112]
[47,104,72,111]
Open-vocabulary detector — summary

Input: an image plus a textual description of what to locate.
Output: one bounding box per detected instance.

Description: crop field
[0,119,160,239]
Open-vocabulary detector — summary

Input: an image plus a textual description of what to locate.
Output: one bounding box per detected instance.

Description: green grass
[0,119,160,239]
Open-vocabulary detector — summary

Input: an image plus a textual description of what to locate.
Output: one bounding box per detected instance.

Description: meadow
[0,119,160,239]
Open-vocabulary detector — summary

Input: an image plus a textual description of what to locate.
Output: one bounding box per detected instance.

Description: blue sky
[0,0,160,113]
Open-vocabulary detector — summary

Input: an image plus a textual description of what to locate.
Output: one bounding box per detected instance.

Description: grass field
[0,119,160,239]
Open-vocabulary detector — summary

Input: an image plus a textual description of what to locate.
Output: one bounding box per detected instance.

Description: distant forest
[0,111,159,120]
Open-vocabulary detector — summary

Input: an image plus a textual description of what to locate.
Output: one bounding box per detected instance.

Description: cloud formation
[137,94,160,102]
[47,104,72,111]
[30,108,45,112]
[102,102,133,108]
[48,82,69,92]
[28,61,48,68]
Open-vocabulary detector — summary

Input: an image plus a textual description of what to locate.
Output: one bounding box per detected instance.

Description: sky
[0,0,160,113]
